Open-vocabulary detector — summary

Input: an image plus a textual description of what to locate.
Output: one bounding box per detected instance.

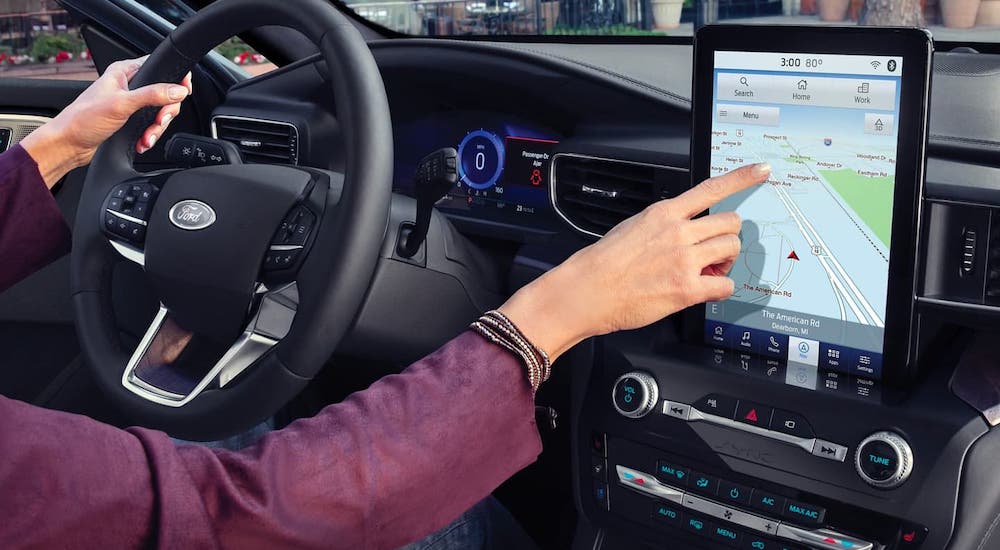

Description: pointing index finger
[675,163,771,218]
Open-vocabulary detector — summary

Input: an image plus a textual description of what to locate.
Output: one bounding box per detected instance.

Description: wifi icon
[871,60,882,70]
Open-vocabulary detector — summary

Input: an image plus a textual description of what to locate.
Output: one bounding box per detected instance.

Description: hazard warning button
[736,401,773,428]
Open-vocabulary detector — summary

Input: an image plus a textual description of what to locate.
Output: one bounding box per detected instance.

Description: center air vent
[551,154,688,237]
[212,116,299,165]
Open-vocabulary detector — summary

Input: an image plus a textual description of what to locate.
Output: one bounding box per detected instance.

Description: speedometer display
[391,112,562,230]
[458,129,505,190]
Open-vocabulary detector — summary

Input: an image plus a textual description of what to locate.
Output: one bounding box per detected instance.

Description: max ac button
[783,499,826,527]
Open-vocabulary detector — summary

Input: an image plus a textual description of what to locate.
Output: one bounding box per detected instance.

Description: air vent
[552,154,688,236]
[212,116,299,165]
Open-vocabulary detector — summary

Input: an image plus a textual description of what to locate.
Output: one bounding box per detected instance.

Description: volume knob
[612,372,659,419]
[855,431,913,489]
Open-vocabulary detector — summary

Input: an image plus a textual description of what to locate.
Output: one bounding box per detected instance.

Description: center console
[568,26,997,550]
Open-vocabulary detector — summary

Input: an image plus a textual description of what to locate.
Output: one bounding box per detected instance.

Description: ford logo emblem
[169,200,216,231]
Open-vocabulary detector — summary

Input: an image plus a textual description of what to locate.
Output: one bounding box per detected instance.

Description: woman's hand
[499,162,770,361]
[20,56,192,188]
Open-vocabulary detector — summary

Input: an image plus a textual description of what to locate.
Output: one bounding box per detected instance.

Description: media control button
[662,401,691,420]
[612,372,658,419]
[694,393,739,419]
[782,499,826,526]
[770,409,814,439]
[710,524,743,547]
[897,522,928,548]
[689,471,720,496]
[655,461,689,487]
[719,480,753,506]
[749,490,786,516]
[855,431,913,488]
[651,502,684,528]
[812,439,849,462]
[736,401,773,428]
[684,515,713,537]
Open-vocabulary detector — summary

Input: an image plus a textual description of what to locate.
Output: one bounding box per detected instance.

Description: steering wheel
[71,0,393,440]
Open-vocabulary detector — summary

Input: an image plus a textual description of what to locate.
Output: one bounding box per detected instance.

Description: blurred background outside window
[0,0,275,80]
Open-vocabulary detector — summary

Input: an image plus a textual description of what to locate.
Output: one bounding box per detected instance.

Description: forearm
[0,145,72,293]
[0,331,541,550]
[19,122,87,189]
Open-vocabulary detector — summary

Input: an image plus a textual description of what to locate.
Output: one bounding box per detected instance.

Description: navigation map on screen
[704,51,902,379]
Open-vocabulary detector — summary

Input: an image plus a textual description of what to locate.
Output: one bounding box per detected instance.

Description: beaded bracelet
[470,310,552,393]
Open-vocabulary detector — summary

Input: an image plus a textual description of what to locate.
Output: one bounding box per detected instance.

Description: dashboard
[209,38,1000,550]
[392,111,564,231]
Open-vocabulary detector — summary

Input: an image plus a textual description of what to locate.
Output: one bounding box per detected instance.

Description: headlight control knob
[612,372,659,419]
[855,431,913,489]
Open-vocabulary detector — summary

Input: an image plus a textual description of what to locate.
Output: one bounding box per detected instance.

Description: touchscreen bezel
[684,25,933,384]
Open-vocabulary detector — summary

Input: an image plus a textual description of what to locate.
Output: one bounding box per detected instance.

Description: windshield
[339,0,998,40]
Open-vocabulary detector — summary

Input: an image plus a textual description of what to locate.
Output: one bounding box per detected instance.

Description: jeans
[398,497,540,550]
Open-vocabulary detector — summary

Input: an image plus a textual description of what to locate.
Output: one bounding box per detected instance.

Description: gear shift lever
[398,147,459,258]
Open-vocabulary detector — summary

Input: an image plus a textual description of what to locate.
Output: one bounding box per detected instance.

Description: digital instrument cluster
[394,113,561,229]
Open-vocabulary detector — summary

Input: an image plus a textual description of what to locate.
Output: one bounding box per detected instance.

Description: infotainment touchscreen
[689,27,932,382]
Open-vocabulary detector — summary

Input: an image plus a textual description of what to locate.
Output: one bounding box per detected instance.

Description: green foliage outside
[30,33,86,62]
[546,23,662,35]
[214,38,256,60]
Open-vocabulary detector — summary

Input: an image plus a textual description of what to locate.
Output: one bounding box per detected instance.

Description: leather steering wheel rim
[70,0,393,440]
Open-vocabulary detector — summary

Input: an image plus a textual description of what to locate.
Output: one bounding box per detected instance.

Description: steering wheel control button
[719,480,753,506]
[812,439,849,462]
[102,181,159,246]
[656,461,690,487]
[165,133,242,167]
[689,471,720,496]
[782,499,826,527]
[736,401,773,428]
[694,393,739,418]
[748,490,786,516]
[855,431,913,489]
[611,372,658,419]
[769,409,814,439]
[662,400,691,420]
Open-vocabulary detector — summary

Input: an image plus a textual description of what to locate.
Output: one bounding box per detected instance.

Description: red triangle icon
[787,250,800,261]
[745,409,758,422]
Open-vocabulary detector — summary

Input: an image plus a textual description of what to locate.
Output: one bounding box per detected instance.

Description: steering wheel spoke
[122,282,298,406]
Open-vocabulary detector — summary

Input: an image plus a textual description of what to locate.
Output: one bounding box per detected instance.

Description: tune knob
[612,372,659,419]
[855,431,914,489]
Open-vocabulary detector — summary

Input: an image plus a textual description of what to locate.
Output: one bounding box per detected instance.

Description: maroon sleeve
[0,331,542,549]
[0,144,72,293]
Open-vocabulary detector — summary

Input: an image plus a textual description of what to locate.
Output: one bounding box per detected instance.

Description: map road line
[772,184,867,325]
[780,177,885,328]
